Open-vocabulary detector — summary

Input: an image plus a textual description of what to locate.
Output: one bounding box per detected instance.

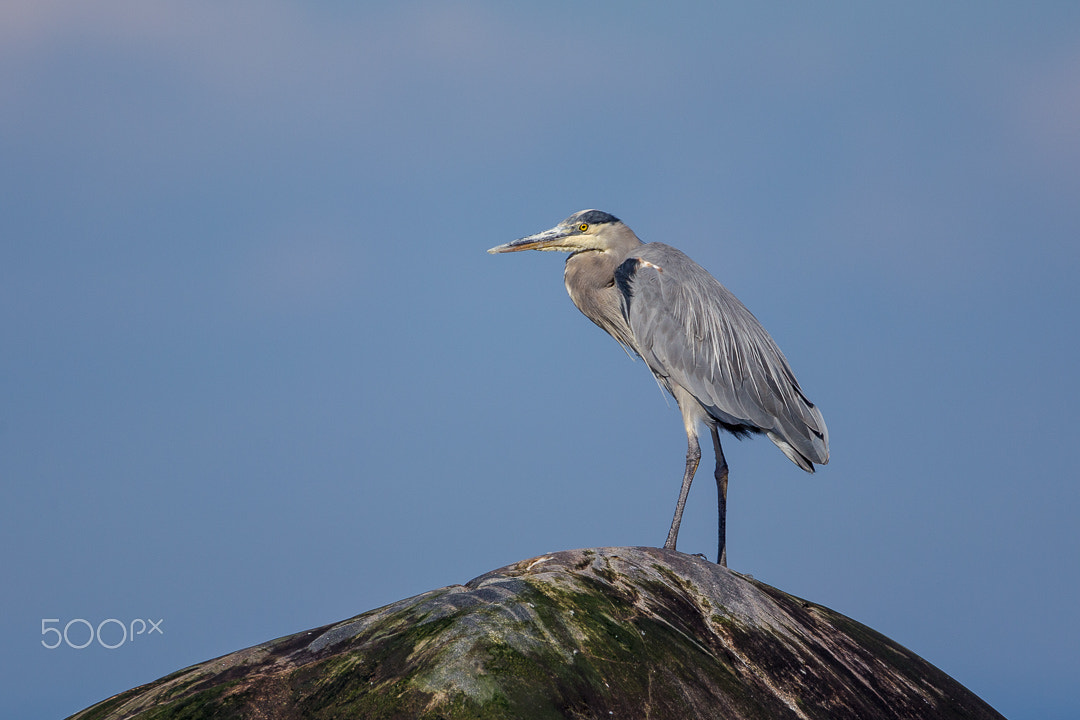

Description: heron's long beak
[487,226,573,254]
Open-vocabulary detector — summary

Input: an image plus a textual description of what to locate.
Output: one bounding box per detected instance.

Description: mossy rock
[68,547,1004,720]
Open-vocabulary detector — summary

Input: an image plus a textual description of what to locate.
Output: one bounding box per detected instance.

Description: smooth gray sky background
[3,3,1078,718]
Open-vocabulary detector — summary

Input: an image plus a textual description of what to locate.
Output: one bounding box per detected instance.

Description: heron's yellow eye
[579,223,589,232]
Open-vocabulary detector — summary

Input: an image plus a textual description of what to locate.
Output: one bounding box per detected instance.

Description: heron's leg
[664,432,701,551]
[710,426,729,567]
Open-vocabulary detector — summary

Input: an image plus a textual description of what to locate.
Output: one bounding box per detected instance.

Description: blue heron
[488,210,828,566]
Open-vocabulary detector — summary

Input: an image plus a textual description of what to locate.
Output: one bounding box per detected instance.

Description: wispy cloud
[1010,44,1080,170]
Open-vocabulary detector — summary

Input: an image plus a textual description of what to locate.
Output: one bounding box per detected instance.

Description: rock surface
[68,547,1004,719]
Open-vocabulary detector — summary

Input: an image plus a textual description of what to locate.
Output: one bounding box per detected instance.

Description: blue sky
[2,3,1078,718]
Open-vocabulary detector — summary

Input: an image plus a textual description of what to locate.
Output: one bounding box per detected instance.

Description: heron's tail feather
[767,432,817,472]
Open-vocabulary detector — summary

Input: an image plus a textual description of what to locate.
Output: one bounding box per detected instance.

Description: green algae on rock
[67,547,1005,720]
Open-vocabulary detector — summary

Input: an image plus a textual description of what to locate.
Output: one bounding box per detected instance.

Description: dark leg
[710,427,729,566]
[664,432,701,551]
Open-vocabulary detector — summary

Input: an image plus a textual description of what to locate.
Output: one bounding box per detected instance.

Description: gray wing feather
[616,243,829,469]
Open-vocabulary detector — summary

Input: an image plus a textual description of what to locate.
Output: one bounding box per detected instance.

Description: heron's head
[488,210,637,256]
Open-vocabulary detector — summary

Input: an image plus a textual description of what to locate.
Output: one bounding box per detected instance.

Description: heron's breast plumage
[563,249,639,354]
